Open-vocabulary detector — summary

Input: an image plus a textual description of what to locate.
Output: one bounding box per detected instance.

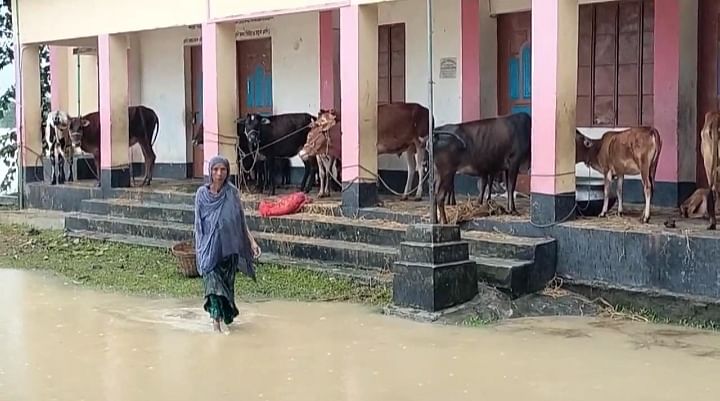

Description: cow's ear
[260,117,271,125]
[583,139,592,148]
[81,119,90,127]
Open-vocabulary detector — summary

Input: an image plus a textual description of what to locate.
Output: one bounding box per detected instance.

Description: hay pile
[447,199,507,224]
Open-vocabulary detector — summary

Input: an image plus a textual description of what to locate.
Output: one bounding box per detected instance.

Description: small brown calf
[298,109,341,197]
[679,188,717,219]
[575,127,662,223]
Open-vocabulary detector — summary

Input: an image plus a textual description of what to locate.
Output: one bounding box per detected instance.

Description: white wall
[136,27,194,164]
[131,0,466,171]
[378,0,461,170]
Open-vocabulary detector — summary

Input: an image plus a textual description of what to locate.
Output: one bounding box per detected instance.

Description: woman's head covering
[208,155,230,185]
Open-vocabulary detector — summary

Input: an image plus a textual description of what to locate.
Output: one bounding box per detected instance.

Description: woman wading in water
[194,155,261,333]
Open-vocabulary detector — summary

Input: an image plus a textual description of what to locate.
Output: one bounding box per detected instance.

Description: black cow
[433,112,531,224]
[191,121,299,193]
[242,112,317,195]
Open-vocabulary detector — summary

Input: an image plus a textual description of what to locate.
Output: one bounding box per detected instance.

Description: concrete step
[64,213,398,271]
[471,255,536,295]
[79,198,406,247]
[65,230,392,286]
[461,230,555,260]
[0,194,17,207]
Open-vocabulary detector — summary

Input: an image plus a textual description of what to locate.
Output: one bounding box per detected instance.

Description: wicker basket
[171,240,199,278]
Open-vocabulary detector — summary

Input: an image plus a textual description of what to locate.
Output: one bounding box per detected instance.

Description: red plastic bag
[258,192,309,217]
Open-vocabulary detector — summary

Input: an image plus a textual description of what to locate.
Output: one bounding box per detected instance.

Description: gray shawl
[193,155,256,280]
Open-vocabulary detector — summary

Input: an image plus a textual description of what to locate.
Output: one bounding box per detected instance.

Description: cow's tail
[150,109,160,147]
[648,127,663,196]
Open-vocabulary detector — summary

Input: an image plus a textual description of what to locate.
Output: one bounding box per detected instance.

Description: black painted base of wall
[100,168,131,190]
[530,192,577,225]
[22,166,44,183]
[464,217,720,300]
[131,162,192,180]
[342,181,378,212]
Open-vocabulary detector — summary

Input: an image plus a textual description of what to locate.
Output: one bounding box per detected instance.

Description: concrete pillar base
[530,192,577,226]
[341,181,378,211]
[100,168,131,190]
[391,224,478,313]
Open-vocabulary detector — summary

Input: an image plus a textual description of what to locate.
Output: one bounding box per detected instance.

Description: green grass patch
[0,223,391,306]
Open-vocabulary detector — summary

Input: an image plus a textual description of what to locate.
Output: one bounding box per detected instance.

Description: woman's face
[211,163,228,184]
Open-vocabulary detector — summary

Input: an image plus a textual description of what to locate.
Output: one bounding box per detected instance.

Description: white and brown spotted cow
[44,110,75,185]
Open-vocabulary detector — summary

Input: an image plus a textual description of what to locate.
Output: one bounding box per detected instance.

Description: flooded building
[13,0,720,307]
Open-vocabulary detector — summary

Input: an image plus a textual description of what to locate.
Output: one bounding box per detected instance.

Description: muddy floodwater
[1,269,719,401]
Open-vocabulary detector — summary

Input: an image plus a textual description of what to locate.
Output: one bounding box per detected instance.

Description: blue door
[237,38,273,117]
[509,42,531,116]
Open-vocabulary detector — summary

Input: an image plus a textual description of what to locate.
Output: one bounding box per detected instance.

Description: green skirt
[202,255,240,325]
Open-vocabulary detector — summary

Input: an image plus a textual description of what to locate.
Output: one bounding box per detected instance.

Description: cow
[432,112,532,224]
[44,110,75,185]
[241,112,317,196]
[377,102,430,201]
[298,109,341,198]
[680,188,715,219]
[575,127,662,224]
[700,111,720,229]
[191,120,298,193]
[67,105,159,187]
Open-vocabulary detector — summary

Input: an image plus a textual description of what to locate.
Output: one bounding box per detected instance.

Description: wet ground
[1,269,719,401]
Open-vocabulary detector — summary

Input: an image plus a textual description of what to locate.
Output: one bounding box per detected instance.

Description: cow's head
[241,113,271,152]
[67,117,91,148]
[575,129,598,165]
[300,109,338,161]
[50,110,70,132]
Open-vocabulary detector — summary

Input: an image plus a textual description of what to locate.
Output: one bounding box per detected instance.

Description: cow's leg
[599,172,612,218]
[436,174,450,225]
[316,156,326,198]
[402,150,416,201]
[414,147,425,201]
[57,146,66,185]
[477,175,489,205]
[506,167,520,215]
[268,157,277,196]
[49,144,58,185]
[708,188,717,230]
[616,175,624,217]
[639,167,652,223]
[141,142,157,186]
[66,146,74,182]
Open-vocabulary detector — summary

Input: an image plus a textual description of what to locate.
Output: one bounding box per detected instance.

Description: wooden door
[236,38,273,116]
[498,12,531,194]
[190,45,204,178]
[378,23,406,104]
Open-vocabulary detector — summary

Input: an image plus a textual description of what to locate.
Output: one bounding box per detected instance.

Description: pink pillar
[529,0,578,225]
[653,0,697,205]
[319,10,336,111]
[340,4,378,209]
[98,33,130,188]
[461,0,481,121]
[49,46,68,113]
[201,22,238,179]
[16,45,43,181]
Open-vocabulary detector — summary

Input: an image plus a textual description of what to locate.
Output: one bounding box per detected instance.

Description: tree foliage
[0,0,51,193]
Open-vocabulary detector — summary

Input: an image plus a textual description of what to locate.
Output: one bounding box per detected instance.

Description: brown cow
[67,105,159,187]
[700,111,720,229]
[377,102,430,201]
[298,109,341,198]
[679,188,718,219]
[575,127,662,223]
